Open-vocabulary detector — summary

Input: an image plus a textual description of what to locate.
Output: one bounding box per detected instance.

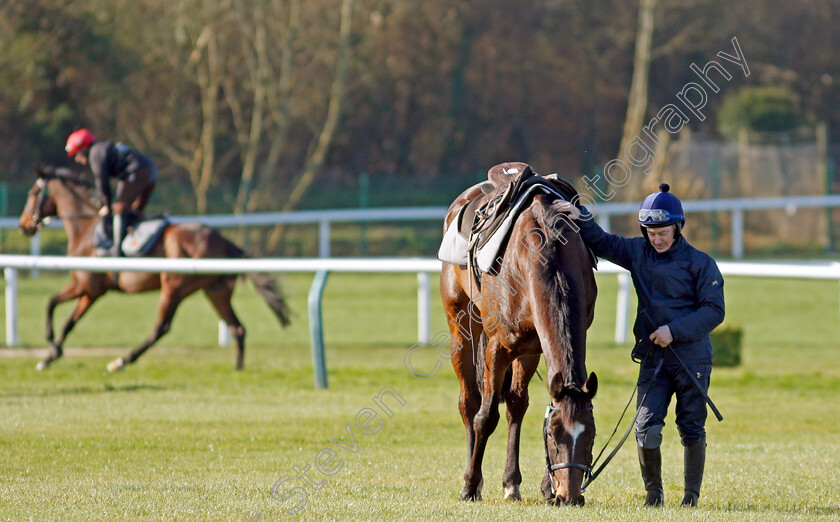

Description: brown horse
[18,165,291,372]
[440,163,598,505]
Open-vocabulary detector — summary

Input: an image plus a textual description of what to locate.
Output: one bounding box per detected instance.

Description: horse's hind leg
[443,268,484,499]
[463,338,513,501]
[107,278,203,372]
[452,326,483,499]
[502,354,540,501]
[203,277,246,370]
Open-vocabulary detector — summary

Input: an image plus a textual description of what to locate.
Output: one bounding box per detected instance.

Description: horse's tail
[250,272,293,327]
[501,363,513,403]
[223,238,293,328]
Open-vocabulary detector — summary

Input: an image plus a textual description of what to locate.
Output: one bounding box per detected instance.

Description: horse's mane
[537,197,584,247]
[37,164,100,202]
[534,195,592,389]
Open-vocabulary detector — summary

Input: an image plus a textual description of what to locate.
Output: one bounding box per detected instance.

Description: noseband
[542,395,593,498]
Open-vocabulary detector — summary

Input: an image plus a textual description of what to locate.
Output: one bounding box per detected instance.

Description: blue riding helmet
[639,183,685,229]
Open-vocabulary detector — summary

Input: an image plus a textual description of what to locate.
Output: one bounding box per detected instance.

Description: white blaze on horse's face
[567,421,586,458]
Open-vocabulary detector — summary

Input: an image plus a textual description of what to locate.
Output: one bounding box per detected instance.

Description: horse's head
[19,166,60,236]
[541,371,598,506]
[18,165,97,236]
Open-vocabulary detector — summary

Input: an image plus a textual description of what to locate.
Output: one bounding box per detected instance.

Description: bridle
[28,173,100,230]
[542,393,594,498]
[30,178,54,230]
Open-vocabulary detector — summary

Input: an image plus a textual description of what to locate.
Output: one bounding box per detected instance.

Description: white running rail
[5,193,840,259]
[2,256,839,387]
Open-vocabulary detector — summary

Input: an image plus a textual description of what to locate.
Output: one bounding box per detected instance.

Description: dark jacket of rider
[88,141,154,210]
[575,208,725,363]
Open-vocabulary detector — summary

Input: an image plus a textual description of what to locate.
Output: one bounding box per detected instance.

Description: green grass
[0,273,838,520]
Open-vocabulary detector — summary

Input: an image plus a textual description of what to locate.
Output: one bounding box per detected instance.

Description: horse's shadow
[1,382,170,398]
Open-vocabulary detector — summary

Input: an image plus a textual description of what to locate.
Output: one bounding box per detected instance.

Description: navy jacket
[88,141,153,207]
[577,209,725,362]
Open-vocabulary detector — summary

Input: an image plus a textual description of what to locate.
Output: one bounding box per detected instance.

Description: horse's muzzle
[569,495,585,506]
[549,494,585,506]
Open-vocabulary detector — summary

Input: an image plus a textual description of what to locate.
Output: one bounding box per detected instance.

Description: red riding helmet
[65,129,96,157]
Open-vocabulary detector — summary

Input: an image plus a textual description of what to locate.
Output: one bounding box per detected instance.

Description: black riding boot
[638,446,664,506]
[682,439,706,507]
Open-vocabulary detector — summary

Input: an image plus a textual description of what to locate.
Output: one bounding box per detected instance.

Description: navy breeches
[635,349,711,448]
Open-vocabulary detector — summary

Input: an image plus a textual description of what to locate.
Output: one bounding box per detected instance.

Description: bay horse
[18,165,291,372]
[440,163,598,505]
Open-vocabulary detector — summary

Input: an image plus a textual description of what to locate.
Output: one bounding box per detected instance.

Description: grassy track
[0,273,838,520]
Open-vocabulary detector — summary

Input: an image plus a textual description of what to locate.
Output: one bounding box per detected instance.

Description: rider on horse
[555,183,725,507]
[65,128,158,256]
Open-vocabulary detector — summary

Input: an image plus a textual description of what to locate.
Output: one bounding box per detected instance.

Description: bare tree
[618,0,656,175]
[265,0,356,250]
[226,0,269,216]
[135,0,235,215]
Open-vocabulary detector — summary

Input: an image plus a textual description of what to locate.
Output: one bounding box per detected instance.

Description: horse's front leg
[502,353,540,501]
[461,339,512,501]
[37,282,85,370]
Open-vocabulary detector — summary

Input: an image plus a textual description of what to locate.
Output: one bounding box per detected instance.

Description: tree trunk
[246,0,300,215]
[195,35,219,214]
[231,0,268,217]
[618,0,656,194]
[266,0,356,252]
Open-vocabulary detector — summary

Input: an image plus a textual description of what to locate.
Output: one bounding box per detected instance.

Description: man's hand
[551,200,581,220]
[99,206,110,217]
[649,325,673,347]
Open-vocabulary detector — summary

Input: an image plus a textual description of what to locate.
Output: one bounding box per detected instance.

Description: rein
[579,349,664,493]
[581,309,724,493]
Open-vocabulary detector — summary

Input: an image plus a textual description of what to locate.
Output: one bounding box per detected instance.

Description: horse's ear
[35,164,57,179]
[582,372,598,399]
[549,373,566,401]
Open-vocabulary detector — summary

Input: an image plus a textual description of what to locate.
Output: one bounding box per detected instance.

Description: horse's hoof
[459,488,482,501]
[503,484,521,501]
[107,357,125,373]
[36,360,48,371]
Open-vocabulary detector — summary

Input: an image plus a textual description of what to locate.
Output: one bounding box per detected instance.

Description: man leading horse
[555,183,725,507]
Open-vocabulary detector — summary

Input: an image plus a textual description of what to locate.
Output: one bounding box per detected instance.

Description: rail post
[309,270,330,389]
[0,183,7,251]
[318,220,330,258]
[417,272,430,343]
[731,209,744,259]
[4,268,18,347]
[30,234,41,277]
[615,272,631,344]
